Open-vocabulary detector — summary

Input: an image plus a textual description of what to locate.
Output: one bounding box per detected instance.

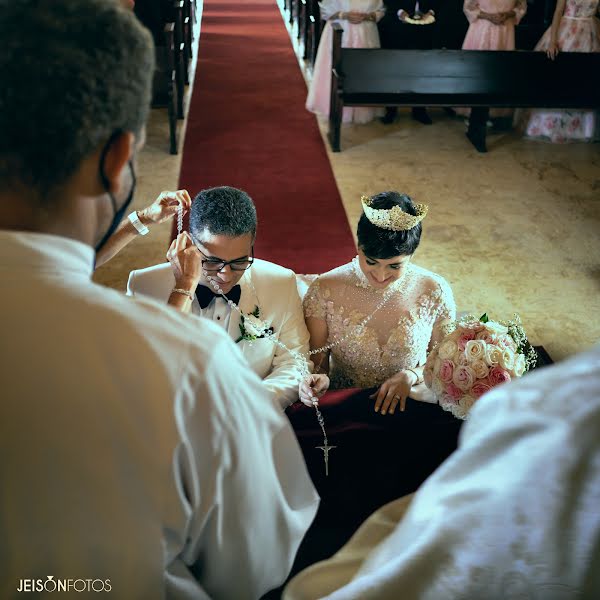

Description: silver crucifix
[316,442,337,477]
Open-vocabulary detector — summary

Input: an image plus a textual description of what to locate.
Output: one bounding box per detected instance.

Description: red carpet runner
[176,0,356,274]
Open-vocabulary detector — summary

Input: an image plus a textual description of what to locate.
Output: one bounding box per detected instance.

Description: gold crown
[361,195,428,231]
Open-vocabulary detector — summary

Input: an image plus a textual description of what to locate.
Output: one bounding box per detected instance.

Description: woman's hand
[138,189,192,226]
[370,370,418,415]
[346,11,368,23]
[166,232,203,290]
[299,374,330,407]
[479,11,502,24]
[547,39,560,59]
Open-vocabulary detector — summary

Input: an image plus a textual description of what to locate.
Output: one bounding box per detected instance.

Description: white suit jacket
[127,258,310,408]
[0,231,319,600]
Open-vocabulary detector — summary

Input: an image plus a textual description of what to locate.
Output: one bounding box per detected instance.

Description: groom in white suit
[128,186,310,409]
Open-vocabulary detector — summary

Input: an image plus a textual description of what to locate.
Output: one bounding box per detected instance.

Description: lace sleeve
[319,0,341,21]
[513,0,527,23]
[463,0,480,23]
[303,279,327,320]
[430,277,456,350]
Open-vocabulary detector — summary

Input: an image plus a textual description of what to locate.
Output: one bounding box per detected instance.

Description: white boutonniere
[236,306,274,343]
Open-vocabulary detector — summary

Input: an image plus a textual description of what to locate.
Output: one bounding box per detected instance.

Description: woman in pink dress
[523,0,600,142]
[306,0,385,124]
[457,0,527,119]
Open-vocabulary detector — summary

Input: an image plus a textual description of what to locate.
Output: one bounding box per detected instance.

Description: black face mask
[95,135,137,254]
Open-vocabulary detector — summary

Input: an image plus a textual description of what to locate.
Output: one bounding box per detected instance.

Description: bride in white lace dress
[300,192,456,415]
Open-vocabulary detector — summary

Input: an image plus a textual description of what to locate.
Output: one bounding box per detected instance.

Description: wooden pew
[152,24,179,154]
[304,0,323,67]
[328,23,600,152]
[134,0,190,150]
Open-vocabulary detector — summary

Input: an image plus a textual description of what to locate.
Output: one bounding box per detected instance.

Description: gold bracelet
[172,288,194,301]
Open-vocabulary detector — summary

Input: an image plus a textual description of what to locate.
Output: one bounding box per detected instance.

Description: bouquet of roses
[424,313,537,419]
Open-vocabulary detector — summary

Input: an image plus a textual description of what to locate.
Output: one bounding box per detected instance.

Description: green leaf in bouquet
[479,313,489,323]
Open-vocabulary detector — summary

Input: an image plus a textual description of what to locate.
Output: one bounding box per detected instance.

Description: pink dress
[306,0,385,124]
[523,0,600,142]
[457,0,526,117]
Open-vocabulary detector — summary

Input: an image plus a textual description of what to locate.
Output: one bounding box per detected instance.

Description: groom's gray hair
[190,186,258,241]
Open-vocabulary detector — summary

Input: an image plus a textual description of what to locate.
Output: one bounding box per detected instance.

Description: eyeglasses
[196,246,254,272]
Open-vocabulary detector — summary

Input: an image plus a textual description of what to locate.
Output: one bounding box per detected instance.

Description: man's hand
[370,370,418,415]
[138,189,192,226]
[299,374,330,407]
[166,232,203,291]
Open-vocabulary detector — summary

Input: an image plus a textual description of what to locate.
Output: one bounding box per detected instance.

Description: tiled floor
[94,4,600,361]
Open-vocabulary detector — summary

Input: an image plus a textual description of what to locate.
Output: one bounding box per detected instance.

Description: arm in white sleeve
[171,333,319,599]
[263,272,312,409]
[320,0,342,21]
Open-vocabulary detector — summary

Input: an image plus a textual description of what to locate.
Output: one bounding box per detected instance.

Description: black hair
[357,191,422,258]
[189,186,257,241]
[0,0,154,197]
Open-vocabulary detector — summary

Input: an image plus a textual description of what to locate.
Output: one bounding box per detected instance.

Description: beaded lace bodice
[303,258,456,389]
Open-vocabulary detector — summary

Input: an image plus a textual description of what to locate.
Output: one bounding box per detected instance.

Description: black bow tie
[195,284,241,309]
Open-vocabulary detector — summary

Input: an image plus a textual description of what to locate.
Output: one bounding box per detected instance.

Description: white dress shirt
[0,231,319,600]
[285,345,600,600]
[193,289,233,331]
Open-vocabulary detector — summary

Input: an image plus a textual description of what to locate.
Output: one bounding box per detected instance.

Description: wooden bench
[328,23,600,152]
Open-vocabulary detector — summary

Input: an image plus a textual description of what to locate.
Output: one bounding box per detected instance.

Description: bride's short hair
[357,191,422,259]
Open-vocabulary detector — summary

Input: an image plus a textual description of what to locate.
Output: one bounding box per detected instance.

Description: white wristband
[128,211,150,235]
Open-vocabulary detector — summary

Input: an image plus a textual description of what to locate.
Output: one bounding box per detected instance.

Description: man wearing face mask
[0,2,318,599]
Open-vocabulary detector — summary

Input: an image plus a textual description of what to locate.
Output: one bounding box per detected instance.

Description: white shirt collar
[0,230,95,279]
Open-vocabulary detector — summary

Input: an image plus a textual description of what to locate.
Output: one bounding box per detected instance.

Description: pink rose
[489,366,512,386]
[500,335,517,352]
[475,330,494,344]
[439,359,455,383]
[471,379,493,399]
[445,383,463,402]
[461,321,485,333]
[457,330,476,351]
[452,365,476,392]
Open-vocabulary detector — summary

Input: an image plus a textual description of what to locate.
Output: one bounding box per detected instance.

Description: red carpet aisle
[176,0,356,274]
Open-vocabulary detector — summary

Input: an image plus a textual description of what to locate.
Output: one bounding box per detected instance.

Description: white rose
[484,321,509,336]
[513,352,526,377]
[432,377,444,398]
[465,339,486,362]
[438,339,458,360]
[433,358,442,376]
[498,348,515,371]
[502,335,518,352]
[243,314,268,337]
[471,359,489,379]
[485,345,502,367]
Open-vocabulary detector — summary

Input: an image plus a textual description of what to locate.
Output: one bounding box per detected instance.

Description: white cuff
[128,211,149,235]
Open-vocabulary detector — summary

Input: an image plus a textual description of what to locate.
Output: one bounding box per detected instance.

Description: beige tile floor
[94,7,600,362]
